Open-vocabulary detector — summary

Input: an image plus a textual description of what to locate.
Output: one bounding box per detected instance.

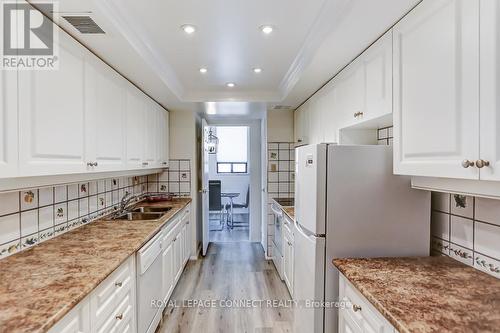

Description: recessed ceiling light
[181,24,196,34]
[253,68,262,73]
[226,82,235,88]
[199,68,208,73]
[260,25,274,34]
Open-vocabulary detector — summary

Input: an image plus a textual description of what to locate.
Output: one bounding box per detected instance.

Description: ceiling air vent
[272,105,293,110]
[62,16,105,34]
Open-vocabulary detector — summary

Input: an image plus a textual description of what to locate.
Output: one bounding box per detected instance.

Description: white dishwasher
[137,233,162,333]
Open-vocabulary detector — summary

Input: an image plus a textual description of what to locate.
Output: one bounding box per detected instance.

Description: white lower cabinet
[48,297,91,333]
[282,217,294,297]
[49,257,135,333]
[90,256,136,333]
[339,274,398,333]
[161,204,191,303]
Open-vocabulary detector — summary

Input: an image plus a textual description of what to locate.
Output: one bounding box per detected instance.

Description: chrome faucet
[119,191,142,214]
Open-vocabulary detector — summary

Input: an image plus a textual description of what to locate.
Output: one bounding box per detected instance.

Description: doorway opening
[207,126,250,242]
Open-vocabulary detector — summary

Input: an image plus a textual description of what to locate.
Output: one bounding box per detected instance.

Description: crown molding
[278,0,353,100]
[96,0,185,99]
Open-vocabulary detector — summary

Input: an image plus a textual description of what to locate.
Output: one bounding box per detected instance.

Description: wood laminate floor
[158,242,293,333]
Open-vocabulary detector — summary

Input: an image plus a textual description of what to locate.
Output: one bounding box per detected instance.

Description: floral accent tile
[21,235,38,249]
[0,240,20,259]
[21,190,37,211]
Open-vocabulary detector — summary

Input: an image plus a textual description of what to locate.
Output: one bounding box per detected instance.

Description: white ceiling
[30,0,420,115]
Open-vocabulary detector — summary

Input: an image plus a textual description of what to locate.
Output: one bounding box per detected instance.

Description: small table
[221,192,240,228]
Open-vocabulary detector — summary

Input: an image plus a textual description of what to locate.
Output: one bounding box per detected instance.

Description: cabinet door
[393,0,480,179]
[160,109,170,167]
[162,240,174,301]
[18,29,87,176]
[0,67,18,178]
[85,57,126,172]
[173,231,183,282]
[143,100,158,167]
[283,232,292,294]
[479,0,500,181]
[125,85,145,169]
[48,298,90,333]
[338,307,362,333]
[363,30,392,120]
[335,59,365,125]
[183,209,191,260]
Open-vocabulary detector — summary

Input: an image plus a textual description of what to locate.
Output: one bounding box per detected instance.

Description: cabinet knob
[116,313,123,320]
[142,162,149,166]
[162,162,168,165]
[93,162,98,167]
[475,159,490,169]
[352,304,362,312]
[354,112,364,118]
[115,281,122,287]
[461,160,475,168]
[87,162,93,167]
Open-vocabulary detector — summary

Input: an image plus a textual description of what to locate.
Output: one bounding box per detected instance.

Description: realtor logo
[1,2,58,69]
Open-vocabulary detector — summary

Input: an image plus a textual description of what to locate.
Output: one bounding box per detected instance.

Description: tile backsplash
[0,159,192,260]
[377,126,393,145]
[267,142,295,256]
[431,192,500,279]
[146,159,191,197]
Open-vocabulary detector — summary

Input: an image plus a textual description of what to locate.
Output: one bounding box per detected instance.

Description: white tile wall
[267,142,295,257]
[0,175,150,259]
[431,192,500,279]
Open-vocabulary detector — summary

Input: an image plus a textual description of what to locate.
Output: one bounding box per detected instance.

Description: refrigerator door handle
[295,220,325,238]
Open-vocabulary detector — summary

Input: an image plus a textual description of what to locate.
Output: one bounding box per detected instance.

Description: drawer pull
[116,313,123,320]
[115,281,123,287]
[352,304,362,312]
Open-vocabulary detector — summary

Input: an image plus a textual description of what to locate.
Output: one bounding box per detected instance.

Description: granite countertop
[333,256,500,333]
[282,207,295,220]
[0,198,191,333]
[271,198,295,220]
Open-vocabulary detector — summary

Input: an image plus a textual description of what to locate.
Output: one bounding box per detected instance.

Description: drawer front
[90,257,135,332]
[339,273,395,333]
[138,233,162,274]
[113,291,134,333]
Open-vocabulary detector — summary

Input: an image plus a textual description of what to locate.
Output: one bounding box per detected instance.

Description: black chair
[226,186,249,228]
[209,180,224,231]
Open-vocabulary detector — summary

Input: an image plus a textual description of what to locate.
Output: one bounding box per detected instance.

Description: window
[216,126,248,174]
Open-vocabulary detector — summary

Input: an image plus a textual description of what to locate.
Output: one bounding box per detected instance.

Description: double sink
[106,206,172,221]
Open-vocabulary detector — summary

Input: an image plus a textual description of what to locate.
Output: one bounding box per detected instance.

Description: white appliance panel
[293,222,325,333]
[295,144,327,235]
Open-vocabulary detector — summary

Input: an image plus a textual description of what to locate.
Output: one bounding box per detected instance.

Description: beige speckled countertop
[282,207,294,220]
[333,256,500,333]
[271,198,294,221]
[0,198,191,333]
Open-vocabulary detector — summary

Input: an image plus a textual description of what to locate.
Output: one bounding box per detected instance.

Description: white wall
[169,110,200,257]
[267,110,295,142]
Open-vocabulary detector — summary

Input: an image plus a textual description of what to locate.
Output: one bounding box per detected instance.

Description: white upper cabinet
[362,30,392,121]
[85,56,126,172]
[143,100,158,167]
[125,85,146,169]
[18,30,88,177]
[479,0,500,181]
[0,67,18,178]
[158,107,169,167]
[335,57,365,125]
[393,0,480,179]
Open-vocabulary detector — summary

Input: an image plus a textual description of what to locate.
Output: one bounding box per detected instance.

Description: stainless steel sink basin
[132,206,172,213]
[108,212,164,221]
